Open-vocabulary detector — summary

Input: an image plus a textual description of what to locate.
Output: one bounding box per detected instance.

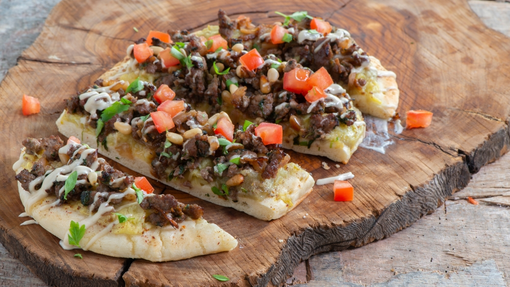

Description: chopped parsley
[271,63,280,69]
[68,220,86,247]
[171,46,185,60]
[212,274,230,282]
[215,47,224,53]
[64,171,78,200]
[182,54,193,69]
[160,152,172,158]
[126,78,144,94]
[308,29,320,34]
[243,120,253,131]
[211,184,230,197]
[275,11,313,26]
[174,42,186,49]
[114,213,128,223]
[140,114,150,122]
[74,253,83,259]
[95,119,104,137]
[120,97,132,105]
[241,187,248,193]
[164,139,172,149]
[216,163,229,175]
[132,183,144,204]
[204,39,213,50]
[282,33,293,43]
[213,61,230,75]
[225,79,238,88]
[218,138,231,154]
[229,157,240,165]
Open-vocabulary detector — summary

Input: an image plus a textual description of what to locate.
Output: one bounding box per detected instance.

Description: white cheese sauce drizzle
[360,115,394,154]
[79,82,122,118]
[20,220,38,226]
[316,172,354,185]
[298,30,324,43]
[17,142,136,251]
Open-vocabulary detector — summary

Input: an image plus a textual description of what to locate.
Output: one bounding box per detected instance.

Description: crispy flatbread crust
[56,111,315,221]
[13,152,237,262]
[348,56,400,120]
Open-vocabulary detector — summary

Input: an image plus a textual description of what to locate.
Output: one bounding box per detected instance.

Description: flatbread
[348,56,400,120]
[56,111,315,221]
[13,146,237,262]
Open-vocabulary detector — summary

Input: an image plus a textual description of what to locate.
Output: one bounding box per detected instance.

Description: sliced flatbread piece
[13,140,237,261]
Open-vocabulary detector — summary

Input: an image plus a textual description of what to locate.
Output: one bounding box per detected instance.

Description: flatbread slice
[13,137,237,261]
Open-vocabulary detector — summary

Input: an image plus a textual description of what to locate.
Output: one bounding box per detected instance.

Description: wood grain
[1,0,510,286]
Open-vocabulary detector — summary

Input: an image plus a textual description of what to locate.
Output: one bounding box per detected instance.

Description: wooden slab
[1,0,510,286]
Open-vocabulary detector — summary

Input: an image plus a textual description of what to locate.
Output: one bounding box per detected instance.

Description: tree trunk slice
[1,0,509,286]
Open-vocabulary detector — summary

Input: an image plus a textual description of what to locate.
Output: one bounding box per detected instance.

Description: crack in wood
[324,0,354,21]
[53,23,133,42]
[448,107,503,122]
[392,134,459,157]
[17,56,94,66]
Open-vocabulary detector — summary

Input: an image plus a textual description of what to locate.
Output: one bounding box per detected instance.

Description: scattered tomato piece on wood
[334,180,353,201]
[467,196,479,205]
[22,94,40,116]
[406,110,433,129]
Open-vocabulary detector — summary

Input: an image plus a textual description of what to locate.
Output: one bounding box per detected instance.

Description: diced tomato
[67,136,80,144]
[305,86,327,103]
[467,196,479,205]
[22,94,40,116]
[150,111,175,133]
[134,177,154,194]
[207,34,228,52]
[334,180,353,201]
[214,117,234,142]
[406,110,433,129]
[239,49,264,71]
[310,18,332,35]
[307,67,333,90]
[146,30,171,46]
[158,48,180,68]
[153,84,176,104]
[283,68,312,95]
[157,100,185,118]
[133,42,153,63]
[254,123,283,145]
[270,25,287,44]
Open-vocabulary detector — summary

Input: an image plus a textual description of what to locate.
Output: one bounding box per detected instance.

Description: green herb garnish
[174,42,186,49]
[243,120,253,131]
[205,39,213,50]
[182,54,193,69]
[120,97,132,105]
[215,47,224,53]
[216,163,229,175]
[64,171,78,200]
[212,274,230,282]
[132,183,144,204]
[229,157,240,165]
[309,29,319,34]
[160,152,172,158]
[114,213,128,223]
[213,61,230,75]
[74,253,83,259]
[164,139,172,149]
[221,184,229,195]
[282,33,293,43]
[226,79,238,88]
[133,27,138,32]
[241,187,248,193]
[101,102,131,123]
[170,46,185,60]
[271,63,280,69]
[68,220,86,247]
[218,138,231,146]
[275,11,313,26]
[96,119,104,137]
[140,114,150,122]
[126,78,144,94]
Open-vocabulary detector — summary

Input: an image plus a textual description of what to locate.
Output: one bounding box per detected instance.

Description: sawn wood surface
[1,0,510,286]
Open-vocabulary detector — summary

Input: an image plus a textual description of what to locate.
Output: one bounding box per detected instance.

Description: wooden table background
[1,0,510,286]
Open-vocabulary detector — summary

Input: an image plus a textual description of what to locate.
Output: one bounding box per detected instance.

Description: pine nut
[232,43,244,53]
[208,136,220,152]
[166,132,184,145]
[230,84,238,94]
[183,128,202,140]
[114,121,132,135]
[88,171,98,186]
[260,75,271,94]
[267,68,279,83]
[179,48,187,58]
[236,65,244,78]
[207,113,222,126]
[150,46,164,56]
[226,174,244,186]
